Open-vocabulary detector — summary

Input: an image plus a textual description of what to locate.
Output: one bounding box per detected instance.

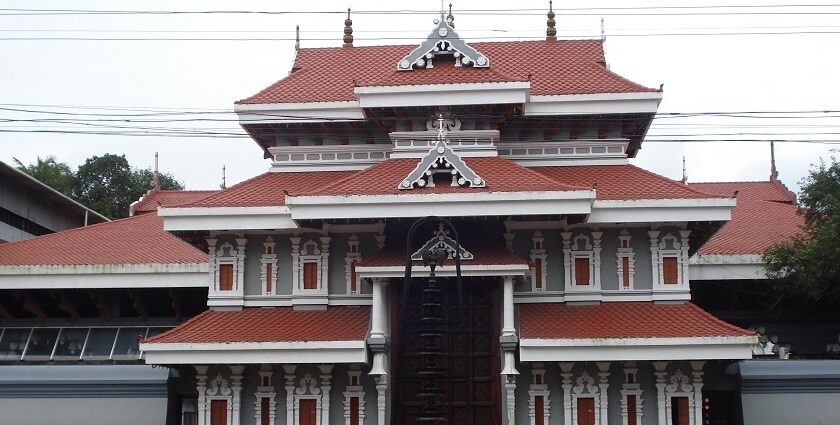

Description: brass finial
[220,164,226,190]
[295,25,300,51]
[343,8,353,47]
[546,0,557,41]
[446,3,455,28]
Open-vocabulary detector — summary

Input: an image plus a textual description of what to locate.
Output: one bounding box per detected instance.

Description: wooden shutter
[210,399,227,425]
[261,398,270,425]
[218,264,234,291]
[622,257,630,287]
[299,399,317,425]
[627,394,637,425]
[575,257,590,285]
[535,395,545,425]
[663,257,679,284]
[303,262,318,290]
[577,397,595,425]
[350,397,360,425]
[534,258,543,290]
[672,396,689,425]
[266,264,273,293]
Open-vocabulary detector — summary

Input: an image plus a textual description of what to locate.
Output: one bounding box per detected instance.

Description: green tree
[13,155,77,198]
[73,154,184,219]
[764,155,840,302]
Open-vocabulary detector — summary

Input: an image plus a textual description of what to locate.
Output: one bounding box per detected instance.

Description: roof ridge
[179,172,271,207]
[629,164,726,199]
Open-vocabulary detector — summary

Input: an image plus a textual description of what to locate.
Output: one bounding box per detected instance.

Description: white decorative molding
[530,231,548,291]
[399,117,485,190]
[620,362,644,425]
[410,223,474,261]
[375,376,388,425]
[345,234,363,294]
[498,140,630,167]
[260,236,278,296]
[560,363,574,425]
[343,366,366,425]
[397,17,488,71]
[268,144,391,172]
[207,237,246,305]
[527,363,551,425]
[504,375,517,425]
[389,130,499,159]
[616,230,636,290]
[293,370,326,425]
[563,231,602,296]
[291,235,330,304]
[656,362,705,425]
[229,365,245,425]
[254,364,277,425]
[654,230,690,290]
[202,371,233,425]
[570,370,602,425]
[282,365,297,425]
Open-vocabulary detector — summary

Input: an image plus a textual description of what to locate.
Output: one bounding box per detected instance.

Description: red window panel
[663,257,679,284]
[303,262,318,290]
[299,399,317,425]
[261,398,270,425]
[210,399,227,425]
[627,394,638,425]
[672,396,689,425]
[350,260,358,293]
[534,258,543,290]
[575,257,590,286]
[350,397,360,425]
[218,264,234,291]
[577,397,595,425]
[535,395,544,425]
[266,264,273,293]
[622,257,630,287]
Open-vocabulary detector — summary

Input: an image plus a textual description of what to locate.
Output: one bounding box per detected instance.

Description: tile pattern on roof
[689,181,803,255]
[184,171,356,208]
[239,40,657,104]
[144,306,370,344]
[0,212,206,266]
[532,164,722,200]
[519,302,754,339]
[307,156,588,196]
[132,189,219,214]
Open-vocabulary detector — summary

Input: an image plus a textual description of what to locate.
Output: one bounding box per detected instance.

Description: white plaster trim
[234,101,365,124]
[588,198,735,223]
[355,82,530,108]
[0,262,206,275]
[523,92,662,116]
[519,336,757,361]
[159,206,298,231]
[0,268,207,289]
[286,191,595,219]
[141,340,367,364]
[356,263,529,278]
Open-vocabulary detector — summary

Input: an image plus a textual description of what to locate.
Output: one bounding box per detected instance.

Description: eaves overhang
[354,81,530,108]
[587,198,736,224]
[234,100,365,124]
[523,92,663,116]
[519,335,757,362]
[158,206,299,232]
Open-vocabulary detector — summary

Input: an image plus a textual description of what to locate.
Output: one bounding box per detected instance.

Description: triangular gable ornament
[410,223,474,261]
[397,13,489,71]
[399,116,485,190]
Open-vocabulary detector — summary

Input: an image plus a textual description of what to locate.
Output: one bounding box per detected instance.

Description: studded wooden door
[393,278,501,425]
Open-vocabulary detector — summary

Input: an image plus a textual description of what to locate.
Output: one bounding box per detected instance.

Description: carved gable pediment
[397,15,489,71]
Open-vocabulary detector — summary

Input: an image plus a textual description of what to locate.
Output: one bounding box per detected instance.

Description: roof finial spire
[681,155,688,184]
[446,3,455,28]
[770,141,778,181]
[343,8,353,47]
[295,25,300,51]
[220,164,227,190]
[546,0,557,41]
[152,151,160,190]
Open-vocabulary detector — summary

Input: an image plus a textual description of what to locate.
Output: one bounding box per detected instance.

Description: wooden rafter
[87,290,112,321]
[12,290,46,321]
[127,289,147,321]
[50,291,80,322]
[167,288,182,321]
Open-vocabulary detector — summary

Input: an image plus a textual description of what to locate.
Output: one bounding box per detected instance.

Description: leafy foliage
[764,155,840,302]
[13,155,77,198]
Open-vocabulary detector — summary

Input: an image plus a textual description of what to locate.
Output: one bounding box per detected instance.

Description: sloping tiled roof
[305,156,589,196]
[532,164,722,200]
[689,181,803,255]
[357,245,528,268]
[144,306,370,344]
[520,302,754,339]
[238,40,657,104]
[0,212,206,266]
[182,171,355,208]
[132,189,219,214]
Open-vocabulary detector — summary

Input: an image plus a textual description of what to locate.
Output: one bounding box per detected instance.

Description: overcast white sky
[1,0,838,194]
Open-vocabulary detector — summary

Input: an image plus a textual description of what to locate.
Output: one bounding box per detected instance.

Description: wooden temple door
[393,278,501,425]
[209,400,227,425]
[299,399,317,425]
[577,398,595,425]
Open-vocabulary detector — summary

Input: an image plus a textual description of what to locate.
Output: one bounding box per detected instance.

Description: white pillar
[375,375,388,425]
[194,365,209,425]
[505,375,517,425]
[653,361,668,425]
[370,278,387,339]
[597,362,610,425]
[691,361,706,425]
[319,365,333,425]
[560,362,574,425]
[283,365,297,425]
[502,276,516,337]
[229,365,246,425]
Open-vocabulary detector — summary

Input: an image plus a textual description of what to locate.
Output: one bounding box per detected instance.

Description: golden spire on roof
[546,0,557,41]
[343,8,353,47]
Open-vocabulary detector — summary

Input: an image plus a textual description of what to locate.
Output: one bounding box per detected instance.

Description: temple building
[1,6,836,425]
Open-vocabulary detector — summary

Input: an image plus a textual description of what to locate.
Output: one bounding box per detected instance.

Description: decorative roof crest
[399,115,485,189]
[411,223,474,261]
[397,9,489,71]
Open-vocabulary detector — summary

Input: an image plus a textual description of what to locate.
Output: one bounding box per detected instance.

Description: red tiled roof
[689,181,803,255]
[0,212,206,266]
[532,164,722,200]
[306,156,588,196]
[239,40,657,104]
[144,306,370,344]
[520,302,753,339]
[132,189,219,214]
[183,171,355,208]
[357,245,528,268]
